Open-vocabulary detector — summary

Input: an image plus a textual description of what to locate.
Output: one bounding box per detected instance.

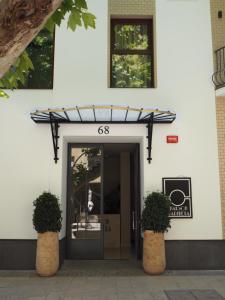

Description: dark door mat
[165,289,225,300]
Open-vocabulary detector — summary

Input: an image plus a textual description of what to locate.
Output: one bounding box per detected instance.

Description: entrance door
[66,143,141,260]
[66,144,104,259]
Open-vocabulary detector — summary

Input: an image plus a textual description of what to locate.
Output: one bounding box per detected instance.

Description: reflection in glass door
[67,145,104,259]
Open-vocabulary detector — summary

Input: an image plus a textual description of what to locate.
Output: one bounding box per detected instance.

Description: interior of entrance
[103,144,137,259]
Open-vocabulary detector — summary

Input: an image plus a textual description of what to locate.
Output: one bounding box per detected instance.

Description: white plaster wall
[0,0,222,240]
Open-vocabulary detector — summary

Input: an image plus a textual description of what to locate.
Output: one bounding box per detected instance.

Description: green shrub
[33,192,62,233]
[141,192,171,233]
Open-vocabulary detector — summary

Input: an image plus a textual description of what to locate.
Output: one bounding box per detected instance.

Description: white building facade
[0,0,224,269]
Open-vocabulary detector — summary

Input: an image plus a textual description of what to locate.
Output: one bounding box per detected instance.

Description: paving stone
[165,290,196,300]
[165,289,225,300]
[191,289,225,299]
[150,291,168,300]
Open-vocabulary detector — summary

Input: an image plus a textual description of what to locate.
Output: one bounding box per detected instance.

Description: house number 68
[98,126,110,134]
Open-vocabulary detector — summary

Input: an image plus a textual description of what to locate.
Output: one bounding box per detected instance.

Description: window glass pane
[19,29,54,89]
[114,24,149,50]
[70,147,102,240]
[112,55,151,88]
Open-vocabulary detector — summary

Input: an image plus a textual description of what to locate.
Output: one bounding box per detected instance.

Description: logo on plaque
[162,178,192,218]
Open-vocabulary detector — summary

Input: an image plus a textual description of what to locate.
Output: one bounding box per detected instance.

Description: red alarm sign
[167,136,178,143]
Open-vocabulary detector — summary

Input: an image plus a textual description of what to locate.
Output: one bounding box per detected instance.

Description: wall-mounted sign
[162,178,192,218]
[167,136,178,143]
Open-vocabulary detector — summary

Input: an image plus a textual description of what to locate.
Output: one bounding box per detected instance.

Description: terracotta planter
[36,232,59,277]
[143,230,166,275]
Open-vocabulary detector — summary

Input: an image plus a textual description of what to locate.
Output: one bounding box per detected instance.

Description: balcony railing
[212,46,225,90]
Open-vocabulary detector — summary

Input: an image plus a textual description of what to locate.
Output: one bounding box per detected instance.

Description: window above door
[110,18,154,88]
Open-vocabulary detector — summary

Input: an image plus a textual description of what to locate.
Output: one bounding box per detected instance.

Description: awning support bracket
[50,113,60,163]
[147,113,154,164]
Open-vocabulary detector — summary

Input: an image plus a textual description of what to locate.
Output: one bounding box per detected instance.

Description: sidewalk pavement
[0,260,225,300]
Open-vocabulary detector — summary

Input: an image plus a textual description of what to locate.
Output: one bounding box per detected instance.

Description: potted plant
[33,192,62,277]
[141,192,171,275]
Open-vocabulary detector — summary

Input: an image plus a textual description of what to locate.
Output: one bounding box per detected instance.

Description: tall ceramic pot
[36,231,59,277]
[143,230,166,275]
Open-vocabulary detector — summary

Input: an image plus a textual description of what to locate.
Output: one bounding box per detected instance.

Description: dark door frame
[66,142,141,260]
[134,144,141,259]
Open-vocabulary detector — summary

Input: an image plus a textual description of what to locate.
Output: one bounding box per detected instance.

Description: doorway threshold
[60,260,143,277]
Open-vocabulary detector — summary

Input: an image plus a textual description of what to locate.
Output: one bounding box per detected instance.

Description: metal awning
[30,105,176,164]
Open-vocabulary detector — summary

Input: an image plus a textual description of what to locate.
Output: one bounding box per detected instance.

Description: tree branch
[0,0,63,79]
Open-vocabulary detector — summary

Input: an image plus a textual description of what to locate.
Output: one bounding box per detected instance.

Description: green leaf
[68,9,82,31]
[62,0,73,11]
[0,89,9,98]
[45,18,55,33]
[21,51,34,70]
[14,56,21,68]
[82,12,96,29]
[75,0,87,9]
[0,50,34,91]
[52,10,64,26]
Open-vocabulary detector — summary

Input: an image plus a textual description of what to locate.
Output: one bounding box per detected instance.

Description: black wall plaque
[162,177,192,218]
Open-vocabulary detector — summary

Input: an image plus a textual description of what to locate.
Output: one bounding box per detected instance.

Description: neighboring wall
[211,1,225,237]
[109,0,155,15]
[210,0,225,52]
[216,97,225,238]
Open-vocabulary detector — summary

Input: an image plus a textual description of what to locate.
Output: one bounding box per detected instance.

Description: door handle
[132,211,136,230]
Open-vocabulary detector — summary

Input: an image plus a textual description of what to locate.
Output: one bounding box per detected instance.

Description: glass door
[67,144,104,259]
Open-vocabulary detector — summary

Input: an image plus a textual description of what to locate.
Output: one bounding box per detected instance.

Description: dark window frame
[110,18,154,88]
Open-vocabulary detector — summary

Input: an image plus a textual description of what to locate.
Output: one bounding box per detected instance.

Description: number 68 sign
[98,126,110,135]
